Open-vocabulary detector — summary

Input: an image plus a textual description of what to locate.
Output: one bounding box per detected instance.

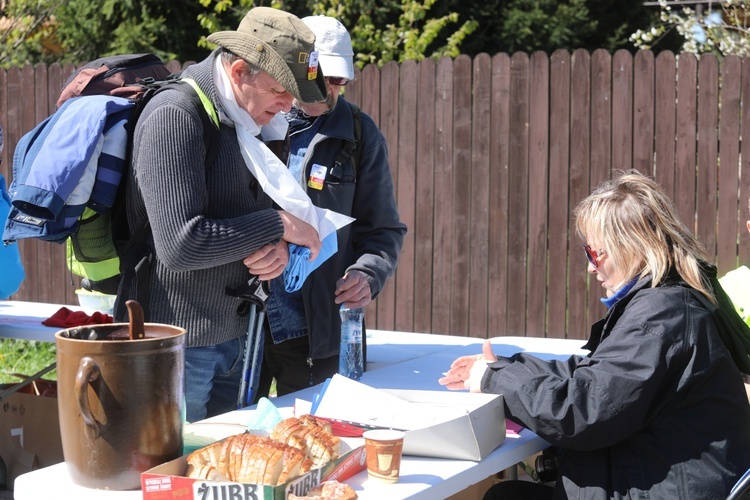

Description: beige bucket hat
[207,7,327,104]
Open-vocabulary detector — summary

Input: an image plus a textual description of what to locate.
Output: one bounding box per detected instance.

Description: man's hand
[278,211,322,260]
[243,242,289,280]
[334,270,372,309]
[438,340,497,392]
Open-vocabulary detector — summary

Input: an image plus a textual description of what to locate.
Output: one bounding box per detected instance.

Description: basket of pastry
[141,414,366,500]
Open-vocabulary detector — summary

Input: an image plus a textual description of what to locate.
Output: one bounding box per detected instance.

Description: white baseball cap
[302,15,355,81]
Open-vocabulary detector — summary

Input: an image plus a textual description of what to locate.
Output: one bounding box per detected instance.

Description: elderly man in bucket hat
[121,7,327,422]
[249,15,406,401]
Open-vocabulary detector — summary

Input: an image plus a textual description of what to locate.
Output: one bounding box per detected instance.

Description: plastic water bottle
[339,305,364,380]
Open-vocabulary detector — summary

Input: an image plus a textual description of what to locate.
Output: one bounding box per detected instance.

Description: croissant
[186,414,341,486]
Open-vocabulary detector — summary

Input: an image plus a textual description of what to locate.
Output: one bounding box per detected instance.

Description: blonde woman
[440,170,750,499]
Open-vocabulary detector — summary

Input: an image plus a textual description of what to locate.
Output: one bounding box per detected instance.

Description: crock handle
[75,356,101,439]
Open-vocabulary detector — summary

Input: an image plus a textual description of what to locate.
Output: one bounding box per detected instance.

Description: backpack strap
[179,78,220,169]
[114,79,220,321]
[332,102,363,177]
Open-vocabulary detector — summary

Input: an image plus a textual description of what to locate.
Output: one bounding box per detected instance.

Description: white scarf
[212,57,353,242]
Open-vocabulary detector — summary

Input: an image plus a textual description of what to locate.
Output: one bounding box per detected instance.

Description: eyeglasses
[326,76,350,87]
[583,245,606,269]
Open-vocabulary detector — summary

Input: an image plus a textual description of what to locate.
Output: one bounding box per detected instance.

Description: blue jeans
[184,336,245,423]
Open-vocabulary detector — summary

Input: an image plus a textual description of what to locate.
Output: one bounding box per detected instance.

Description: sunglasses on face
[326,76,350,87]
[583,245,606,269]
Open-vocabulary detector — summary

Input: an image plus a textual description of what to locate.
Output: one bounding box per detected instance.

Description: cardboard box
[141,439,366,500]
[382,389,506,461]
[0,378,64,489]
[312,375,506,461]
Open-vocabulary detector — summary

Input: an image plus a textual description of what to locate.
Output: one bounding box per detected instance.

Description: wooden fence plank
[568,49,593,339]
[611,50,633,172]
[375,62,399,330]
[526,52,550,338]
[547,49,572,339]
[675,54,698,232]
[431,56,455,335]
[468,54,492,338]
[654,51,677,197]
[696,54,720,258]
[633,50,655,176]
[506,52,530,336]
[450,55,473,336]
[718,56,742,274]
[414,58,436,333]
[394,60,418,332]
[487,53,510,338]
[587,49,613,328]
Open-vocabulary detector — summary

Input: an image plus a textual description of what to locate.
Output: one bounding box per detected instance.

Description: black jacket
[482,276,750,499]
[294,97,406,359]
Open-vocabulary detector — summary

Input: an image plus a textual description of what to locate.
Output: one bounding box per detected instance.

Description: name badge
[308,51,319,80]
[308,164,327,190]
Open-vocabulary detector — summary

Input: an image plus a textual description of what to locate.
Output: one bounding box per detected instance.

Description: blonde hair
[574,170,714,303]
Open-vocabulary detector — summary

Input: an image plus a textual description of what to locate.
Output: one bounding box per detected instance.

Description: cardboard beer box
[141,438,366,500]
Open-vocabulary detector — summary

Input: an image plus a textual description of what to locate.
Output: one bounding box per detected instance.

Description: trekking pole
[226,275,269,409]
[238,302,258,409]
[245,307,266,407]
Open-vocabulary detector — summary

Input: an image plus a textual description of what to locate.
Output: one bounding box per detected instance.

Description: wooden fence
[1,49,749,341]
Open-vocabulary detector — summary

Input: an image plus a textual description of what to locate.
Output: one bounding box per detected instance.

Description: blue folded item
[283,231,338,292]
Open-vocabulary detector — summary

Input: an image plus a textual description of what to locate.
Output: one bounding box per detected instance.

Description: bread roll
[185,415,341,486]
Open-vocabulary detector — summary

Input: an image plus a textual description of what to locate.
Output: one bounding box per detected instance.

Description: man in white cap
[122,7,328,422]
[253,15,406,400]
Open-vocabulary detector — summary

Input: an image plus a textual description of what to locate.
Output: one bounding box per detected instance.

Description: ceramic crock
[55,321,186,490]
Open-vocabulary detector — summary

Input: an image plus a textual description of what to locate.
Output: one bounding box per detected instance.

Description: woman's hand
[438,340,498,392]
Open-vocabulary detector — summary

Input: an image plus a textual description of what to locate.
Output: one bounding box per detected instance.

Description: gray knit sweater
[123,51,284,347]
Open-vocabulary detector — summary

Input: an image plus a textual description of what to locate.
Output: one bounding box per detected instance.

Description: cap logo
[307,51,319,80]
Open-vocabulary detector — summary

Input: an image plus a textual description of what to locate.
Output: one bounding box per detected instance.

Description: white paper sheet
[312,374,467,431]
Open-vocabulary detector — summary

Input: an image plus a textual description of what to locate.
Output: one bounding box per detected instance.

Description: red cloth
[506,419,525,436]
[42,307,114,327]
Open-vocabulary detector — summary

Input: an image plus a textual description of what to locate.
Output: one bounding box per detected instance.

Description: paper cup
[363,429,405,484]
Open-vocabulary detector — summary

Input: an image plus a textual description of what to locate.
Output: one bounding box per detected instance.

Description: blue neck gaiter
[601,278,638,309]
